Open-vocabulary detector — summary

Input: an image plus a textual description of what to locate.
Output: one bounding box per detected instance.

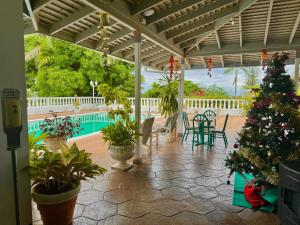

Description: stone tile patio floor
[32,130,281,225]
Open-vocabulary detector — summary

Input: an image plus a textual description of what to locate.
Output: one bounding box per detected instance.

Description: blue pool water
[28,112,152,139]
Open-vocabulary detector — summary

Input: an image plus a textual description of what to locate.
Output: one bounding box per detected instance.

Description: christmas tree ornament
[168,56,174,80]
[261,50,268,70]
[207,58,213,77]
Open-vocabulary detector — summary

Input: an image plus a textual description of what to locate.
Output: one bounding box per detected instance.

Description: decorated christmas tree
[225,52,300,187]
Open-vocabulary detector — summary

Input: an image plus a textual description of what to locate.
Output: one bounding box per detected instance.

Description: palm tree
[240,67,259,88]
[224,67,241,97]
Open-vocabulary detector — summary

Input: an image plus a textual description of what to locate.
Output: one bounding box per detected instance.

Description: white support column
[295,50,300,90]
[133,30,142,165]
[0,0,32,224]
[178,58,185,136]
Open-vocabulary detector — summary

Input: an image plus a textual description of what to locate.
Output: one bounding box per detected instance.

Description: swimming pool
[28,112,154,140]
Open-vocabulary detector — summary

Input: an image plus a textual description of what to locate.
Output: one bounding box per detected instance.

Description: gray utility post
[133,30,142,165]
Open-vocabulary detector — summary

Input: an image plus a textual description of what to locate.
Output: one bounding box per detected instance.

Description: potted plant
[158,73,179,117]
[30,143,106,225]
[98,84,137,171]
[73,95,80,113]
[40,113,81,151]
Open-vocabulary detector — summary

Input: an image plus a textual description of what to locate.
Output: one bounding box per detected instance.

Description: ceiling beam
[75,20,117,44]
[94,28,132,49]
[167,6,237,40]
[141,46,163,59]
[155,60,169,69]
[146,0,200,25]
[109,38,136,54]
[147,55,169,66]
[80,0,183,57]
[24,0,39,31]
[32,0,56,12]
[263,0,274,46]
[187,38,300,57]
[239,14,243,48]
[289,11,300,44]
[124,42,154,58]
[158,0,235,33]
[215,30,222,49]
[143,51,168,64]
[174,24,215,45]
[220,55,224,67]
[131,0,162,15]
[50,7,94,35]
[187,0,258,52]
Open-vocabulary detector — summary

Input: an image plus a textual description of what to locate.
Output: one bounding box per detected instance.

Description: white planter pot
[109,145,134,171]
[44,136,67,152]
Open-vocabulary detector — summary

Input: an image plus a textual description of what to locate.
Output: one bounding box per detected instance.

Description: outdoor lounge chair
[156,112,179,142]
[212,114,229,147]
[182,112,193,143]
[140,117,156,153]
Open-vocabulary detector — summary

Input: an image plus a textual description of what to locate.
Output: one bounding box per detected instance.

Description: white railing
[27,97,246,116]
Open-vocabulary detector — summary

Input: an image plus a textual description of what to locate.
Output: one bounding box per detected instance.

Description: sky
[141,65,295,96]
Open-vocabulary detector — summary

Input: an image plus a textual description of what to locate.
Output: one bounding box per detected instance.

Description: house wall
[0,1,32,224]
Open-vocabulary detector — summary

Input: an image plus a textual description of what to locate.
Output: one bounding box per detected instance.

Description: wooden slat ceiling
[24,0,300,69]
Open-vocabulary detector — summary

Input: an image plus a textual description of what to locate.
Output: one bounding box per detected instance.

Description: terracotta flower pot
[109,145,134,171]
[44,136,66,152]
[32,184,81,225]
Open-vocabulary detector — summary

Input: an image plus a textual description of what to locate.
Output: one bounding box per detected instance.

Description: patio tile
[73,217,97,225]
[173,211,210,225]
[163,163,186,171]
[83,201,117,220]
[195,177,222,187]
[182,197,215,215]
[137,213,173,225]
[93,180,120,192]
[211,195,244,213]
[215,184,234,197]
[81,180,94,192]
[133,188,162,202]
[149,178,172,190]
[171,177,197,189]
[118,200,151,218]
[151,199,185,216]
[206,211,247,225]
[156,170,181,179]
[97,215,136,225]
[200,169,228,178]
[161,187,191,201]
[74,204,85,218]
[77,190,104,205]
[177,169,203,179]
[238,208,281,225]
[104,189,133,204]
[189,186,219,199]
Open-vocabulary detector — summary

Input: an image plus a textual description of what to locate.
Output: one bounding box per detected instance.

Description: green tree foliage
[225,53,300,186]
[204,84,229,98]
[143,79,201,98]
[241,67,260,89]
[25,34,135,97]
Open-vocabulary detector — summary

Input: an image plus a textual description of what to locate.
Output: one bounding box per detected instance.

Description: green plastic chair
[182,112,193,143]
[191,114,213,150]
[203,110,216,128]
[212,114,229,147]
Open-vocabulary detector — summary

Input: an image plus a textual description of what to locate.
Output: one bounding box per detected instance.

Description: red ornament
[233,143,239,149]
[261,50,268,70]
[244,182,269,209]
[207,58,213,77]
[168,56,175,80]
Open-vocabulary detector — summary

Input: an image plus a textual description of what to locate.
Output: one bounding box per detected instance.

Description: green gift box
[232,173,278,212]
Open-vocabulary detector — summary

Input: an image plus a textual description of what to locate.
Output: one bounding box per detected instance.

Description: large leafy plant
[98,84,137,146]
[30,143,106,194]
[158,73,179,117]
[39,113,81,138]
